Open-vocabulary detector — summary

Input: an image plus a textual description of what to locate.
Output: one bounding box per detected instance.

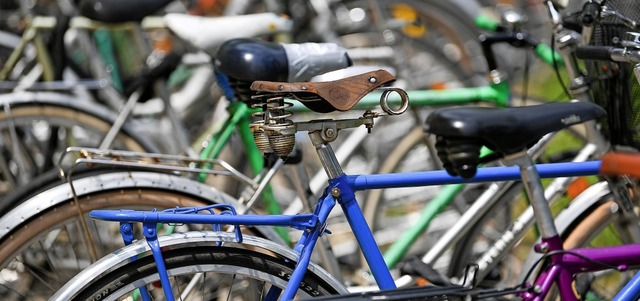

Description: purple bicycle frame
[523,236,640,300]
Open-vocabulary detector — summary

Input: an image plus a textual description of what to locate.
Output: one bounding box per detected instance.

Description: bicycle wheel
[0,92,157,196]
[336,0,485,88]
[66,246,340,300]
[50,232,346,300]
[377,0,485,87]
[0,171,280,301]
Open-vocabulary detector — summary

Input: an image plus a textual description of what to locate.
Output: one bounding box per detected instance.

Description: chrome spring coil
[250,95,296,157]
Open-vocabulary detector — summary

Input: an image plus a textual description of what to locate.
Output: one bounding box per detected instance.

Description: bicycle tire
[75,246,338,300]
[376,0,485,86]
[337,0,485,88]
[50,232,347,300]
[0,91,158,197]
[0,170,281,301]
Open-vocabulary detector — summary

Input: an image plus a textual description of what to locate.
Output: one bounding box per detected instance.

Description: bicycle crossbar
[91,161,600,226]
[347,160,601,190]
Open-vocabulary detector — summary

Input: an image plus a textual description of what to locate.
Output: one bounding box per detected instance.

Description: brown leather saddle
[250,70,396,113]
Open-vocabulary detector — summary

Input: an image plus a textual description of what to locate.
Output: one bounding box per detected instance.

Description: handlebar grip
[535,44,564,67]
[475,15,499,32]
[575,45,614,61]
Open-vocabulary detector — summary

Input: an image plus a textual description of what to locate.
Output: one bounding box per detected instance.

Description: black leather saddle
[425,101,606,178]
[76,0,173,23]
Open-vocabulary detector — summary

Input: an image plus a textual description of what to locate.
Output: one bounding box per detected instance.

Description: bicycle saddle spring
[250,94,296,157]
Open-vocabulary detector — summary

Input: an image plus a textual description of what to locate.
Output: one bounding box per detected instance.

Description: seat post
[308,130,343,180]
[506,150,559,239]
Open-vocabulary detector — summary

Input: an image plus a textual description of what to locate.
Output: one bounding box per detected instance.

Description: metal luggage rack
[58,147,256,189]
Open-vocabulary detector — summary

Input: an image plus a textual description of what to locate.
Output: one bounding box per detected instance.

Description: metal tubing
[331,175,395,290]
[615,272,640,301]
[90,211,318,229]
[280,194,334,300]
[421,181,513,265]
[348,161,602,190]
[511,152,558,238]
[309,131,343,179]
[283,129,368,215]
[289,163,343,281]
[526,243,640,300]
[289,84,510,112]
[99,88,142,149]
[144,224,175,301]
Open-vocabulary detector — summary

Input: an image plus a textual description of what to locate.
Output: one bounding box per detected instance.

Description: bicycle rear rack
[58,147,256,187]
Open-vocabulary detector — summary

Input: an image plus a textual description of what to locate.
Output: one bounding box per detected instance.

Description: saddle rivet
[369,77,377,83]
[278,85,284,91]
[302,85,308,90]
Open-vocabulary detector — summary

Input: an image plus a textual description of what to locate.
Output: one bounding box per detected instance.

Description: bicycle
[47,69,616,300]
[41,1,640,298]
[0,1,593,298]
[0,9,579,299]
[0,0,294,197]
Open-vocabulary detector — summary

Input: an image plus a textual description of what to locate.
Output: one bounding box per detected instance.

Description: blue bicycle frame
[615,265,640,300]
[91,160,602,301]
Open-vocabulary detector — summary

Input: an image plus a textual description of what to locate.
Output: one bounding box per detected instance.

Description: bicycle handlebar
[576,45,640,64]
[475,16,563,68]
